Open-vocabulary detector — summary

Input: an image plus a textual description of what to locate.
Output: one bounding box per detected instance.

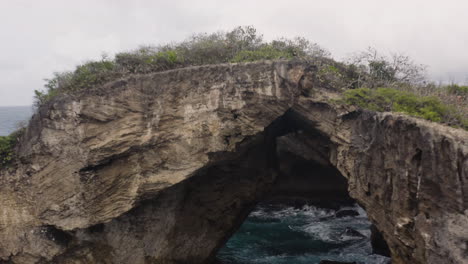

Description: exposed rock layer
[0,61,467,264]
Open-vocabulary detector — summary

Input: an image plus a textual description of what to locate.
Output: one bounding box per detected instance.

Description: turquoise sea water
[0,106,32,136]
[217,203,390,264]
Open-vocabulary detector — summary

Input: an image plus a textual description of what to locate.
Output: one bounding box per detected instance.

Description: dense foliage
[343,88,468,129]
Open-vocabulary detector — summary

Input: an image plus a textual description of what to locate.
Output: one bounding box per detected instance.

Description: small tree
[349,47,426,88]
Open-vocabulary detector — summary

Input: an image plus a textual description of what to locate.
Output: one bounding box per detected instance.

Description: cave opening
[213,110,391,264]
[35,109,395,264]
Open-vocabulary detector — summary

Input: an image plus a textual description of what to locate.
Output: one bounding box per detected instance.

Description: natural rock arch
[0,61,466,264]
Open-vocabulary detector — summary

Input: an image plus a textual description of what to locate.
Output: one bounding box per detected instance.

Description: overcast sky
[1,0,467,106]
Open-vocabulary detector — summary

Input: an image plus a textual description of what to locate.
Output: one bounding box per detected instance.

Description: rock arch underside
[0,61,467,264]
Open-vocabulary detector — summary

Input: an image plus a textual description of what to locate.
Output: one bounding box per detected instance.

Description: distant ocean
[0,106,33,136]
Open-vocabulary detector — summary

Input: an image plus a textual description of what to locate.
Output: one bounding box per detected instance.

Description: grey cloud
[1,0,467,106]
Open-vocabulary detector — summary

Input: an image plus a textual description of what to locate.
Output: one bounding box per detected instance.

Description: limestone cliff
[0,61,466,264]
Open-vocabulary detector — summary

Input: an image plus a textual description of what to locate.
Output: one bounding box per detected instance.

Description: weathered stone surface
[0,61,467,264]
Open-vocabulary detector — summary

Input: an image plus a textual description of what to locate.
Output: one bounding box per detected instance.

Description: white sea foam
[250,204,335,220]
[218,203,391,264]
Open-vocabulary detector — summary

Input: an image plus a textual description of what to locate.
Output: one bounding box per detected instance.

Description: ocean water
[217,203,390,264]
[0,106,33,136]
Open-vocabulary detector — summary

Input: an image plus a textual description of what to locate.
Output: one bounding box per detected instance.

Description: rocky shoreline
[0,61,466,264]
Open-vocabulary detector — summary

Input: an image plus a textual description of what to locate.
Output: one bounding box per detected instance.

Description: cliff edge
[0,61,467,264]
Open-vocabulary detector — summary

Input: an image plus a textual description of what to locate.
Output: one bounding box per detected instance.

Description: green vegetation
[34,26,329,106]
[343,88,468,129]
[231,45,294,62]
[0,129,23,168]
[446,84,468,95]
[31,26,466,130]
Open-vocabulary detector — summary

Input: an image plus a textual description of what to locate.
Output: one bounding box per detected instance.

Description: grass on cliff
[342,87,468,129]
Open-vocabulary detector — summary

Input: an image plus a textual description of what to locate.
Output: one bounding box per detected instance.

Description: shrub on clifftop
[342,88,468,129]
[35,26,329,106]
[31,26,467,131]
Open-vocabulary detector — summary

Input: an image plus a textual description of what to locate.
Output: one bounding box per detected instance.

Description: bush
[0,129,23,168]
[114,47,183,74]
[35,58,119,105]
[445,84,468,95]
[343,87,467,129]
[231,45,294,62]
[348,47,426,88]
[34,26,330,106]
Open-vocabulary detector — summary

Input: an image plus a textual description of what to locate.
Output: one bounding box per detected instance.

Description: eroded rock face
[0,61,467,264]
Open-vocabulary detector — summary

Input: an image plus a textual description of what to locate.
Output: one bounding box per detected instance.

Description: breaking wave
[217,203,390,264]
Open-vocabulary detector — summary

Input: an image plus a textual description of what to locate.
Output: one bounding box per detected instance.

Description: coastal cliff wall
[0,61,466,264]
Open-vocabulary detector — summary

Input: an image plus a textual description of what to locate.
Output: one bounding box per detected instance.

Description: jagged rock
[335,209,360,218]
[341,227,366,239]
[0,61,467,264]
